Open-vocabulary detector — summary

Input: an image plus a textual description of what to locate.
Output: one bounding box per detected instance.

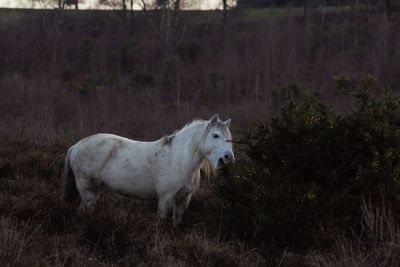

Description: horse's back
[69,134,130,176]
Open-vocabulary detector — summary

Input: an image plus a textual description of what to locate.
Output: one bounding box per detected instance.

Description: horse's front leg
[157,192,174,219]
[173,186,193,228]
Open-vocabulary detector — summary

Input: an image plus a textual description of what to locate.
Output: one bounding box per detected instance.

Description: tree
[62,0,79,9]
[237,0,286,8]
[98,0,127,10]
[98,0,132,23]
[220,0,236,24]
[222,0,228,23]
[32,0,60,9]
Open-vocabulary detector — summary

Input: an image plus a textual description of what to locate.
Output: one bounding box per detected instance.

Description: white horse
[63,115,234,227]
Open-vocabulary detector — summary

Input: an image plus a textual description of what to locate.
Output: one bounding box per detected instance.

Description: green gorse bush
[214,76,400,255]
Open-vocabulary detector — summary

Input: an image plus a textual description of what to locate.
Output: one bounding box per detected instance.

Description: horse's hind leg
[75,175,100,211]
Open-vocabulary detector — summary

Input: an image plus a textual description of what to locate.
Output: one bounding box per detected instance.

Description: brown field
[1,6,400,266]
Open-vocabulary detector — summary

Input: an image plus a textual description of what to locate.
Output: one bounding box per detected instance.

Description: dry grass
[0,141,266,266]
[0,217,39,266]
[307,199,400,267]
[5,140,398,266]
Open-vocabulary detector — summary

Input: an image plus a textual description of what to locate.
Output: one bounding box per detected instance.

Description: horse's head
[202,114,235,170]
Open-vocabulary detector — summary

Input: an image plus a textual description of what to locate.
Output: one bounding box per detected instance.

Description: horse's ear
[209,114,219,126]
[206,114,219,133]
[224,119,231,128]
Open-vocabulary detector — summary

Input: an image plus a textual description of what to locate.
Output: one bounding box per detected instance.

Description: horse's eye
[212,133,219,139]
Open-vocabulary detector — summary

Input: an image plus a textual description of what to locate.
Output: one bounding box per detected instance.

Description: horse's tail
[63,147,80,206]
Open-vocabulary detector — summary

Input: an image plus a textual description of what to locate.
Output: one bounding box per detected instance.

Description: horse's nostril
[224,154,231,161]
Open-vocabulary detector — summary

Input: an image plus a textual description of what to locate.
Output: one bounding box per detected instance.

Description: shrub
[213,80,400,256]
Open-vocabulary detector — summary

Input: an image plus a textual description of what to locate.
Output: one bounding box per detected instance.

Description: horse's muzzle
[218,151,235,168]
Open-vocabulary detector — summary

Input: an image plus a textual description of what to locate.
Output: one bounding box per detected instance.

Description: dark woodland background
[1,1,400,266]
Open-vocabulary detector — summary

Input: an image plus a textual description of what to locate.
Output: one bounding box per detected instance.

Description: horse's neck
[173,122,206,177]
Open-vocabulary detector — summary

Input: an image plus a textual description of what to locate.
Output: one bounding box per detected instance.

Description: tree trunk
[122,0,127,23]
[173,0,181,28]
[130,0,134,35]
[222,0,228,24]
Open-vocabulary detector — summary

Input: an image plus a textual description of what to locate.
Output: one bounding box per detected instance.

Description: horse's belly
[102,175,157,200]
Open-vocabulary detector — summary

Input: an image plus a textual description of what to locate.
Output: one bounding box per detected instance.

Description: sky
[0,0,225,10]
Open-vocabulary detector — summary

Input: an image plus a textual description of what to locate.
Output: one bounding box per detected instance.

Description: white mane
[170,120,213,177]
[174,118,231,142]
[173,119,208,140]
